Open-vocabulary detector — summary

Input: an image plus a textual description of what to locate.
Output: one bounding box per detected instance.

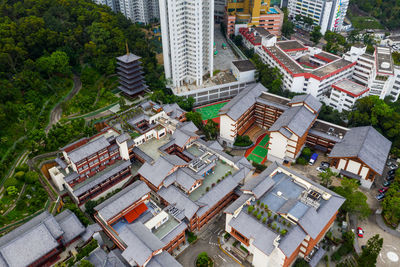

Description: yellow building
[225,0,283,37]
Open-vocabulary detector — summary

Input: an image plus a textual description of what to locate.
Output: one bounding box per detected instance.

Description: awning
[340,169,361,180]
[124,202,148,223]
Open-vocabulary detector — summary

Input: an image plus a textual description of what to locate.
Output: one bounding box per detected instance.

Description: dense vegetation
[351,0,400,29]
[382,169,400,226]
[0,0,163,179]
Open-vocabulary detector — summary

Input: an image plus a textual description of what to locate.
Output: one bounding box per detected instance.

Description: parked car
[383,180,392,187]
[378,187,389,193]
[389,164,398,170]
[376,193,386,201]
[316,167,327,173]
[388,169,396,176]
[386,175,395,181]
[309,153,318,165]
[357,227,364,238]
[320,161,330,168]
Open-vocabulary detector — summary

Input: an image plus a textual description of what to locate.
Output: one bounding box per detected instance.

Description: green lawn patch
[350,16,384,30]
[195,102,229,121]
[252,146,269,158]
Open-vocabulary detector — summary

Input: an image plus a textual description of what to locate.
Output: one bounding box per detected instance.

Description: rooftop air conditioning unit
[277,191,283,197]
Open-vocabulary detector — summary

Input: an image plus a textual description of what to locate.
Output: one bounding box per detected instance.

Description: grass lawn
[252,146,269,158]
[350,16,384,30]
[195,101,229,121]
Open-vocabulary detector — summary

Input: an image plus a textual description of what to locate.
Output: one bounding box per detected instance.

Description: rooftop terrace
[137,134,172,161]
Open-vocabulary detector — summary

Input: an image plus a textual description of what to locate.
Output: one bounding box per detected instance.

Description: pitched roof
[224,194,252,214]
[219,83,266,120]
[269,105,317,137]
[116,133,130,143]
[68,136,110,163]
[119,222,164,266]
[87,248,129,267]
[289,94,322,113]
[278,226,307,257]
[163,168,202,192]
[329,126,392,175]
[94,180,151,222]
[117,53,141,63]
[229,212,278,255]
[158,186,199,221]
[55,209,86,244]
[146,251,182,267]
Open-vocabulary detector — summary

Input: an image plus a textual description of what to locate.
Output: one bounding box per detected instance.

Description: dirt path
[45,74,82,133]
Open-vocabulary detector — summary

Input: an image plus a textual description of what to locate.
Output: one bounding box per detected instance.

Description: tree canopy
[353,0,400,29]
[357,234,383,266]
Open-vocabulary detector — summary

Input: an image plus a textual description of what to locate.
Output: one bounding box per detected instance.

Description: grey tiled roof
[171,128,198,148]
[73,160,131,197]
[219,83,266,120]
[252,178,275,199]
[329,126,391,175]
[146,251,182,267]
[289,94,322,113]
[163,168,202,192]
[298,195,345,239]
[160,222,187,245]
[94,180,151,222]
[117,53,141,63]
[229,212,278,255]
[68,136,110,163]
[55,209,86,244]
[178,121,198,133]
[196,168,247,217]
[55,157,67,169]
[269,105,317,137]
[158,186,199,221]
[120,222,164,266]
[132,146,154,163]
[81,223,102,243]
[116,133,130,144]
[87,248,128,267]
[65,171,79,183]
[163,103,185,119]
[224,194,252,214]
[138,156,182,188]
[0,211,67,267]
[278,226,307,257]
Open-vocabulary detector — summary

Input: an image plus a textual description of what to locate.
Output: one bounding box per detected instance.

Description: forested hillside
[351,0,400,29]
[0,0,164,178]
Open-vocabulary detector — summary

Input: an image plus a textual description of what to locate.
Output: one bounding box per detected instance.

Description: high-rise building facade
[95,0,159,24]
[160,0,214,88]
[287,0,349,34]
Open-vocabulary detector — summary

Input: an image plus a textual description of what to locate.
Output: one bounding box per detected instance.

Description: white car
[316,167,327,173]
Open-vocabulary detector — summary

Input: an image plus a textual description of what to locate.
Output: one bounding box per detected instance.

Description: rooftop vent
[277,191,283,197]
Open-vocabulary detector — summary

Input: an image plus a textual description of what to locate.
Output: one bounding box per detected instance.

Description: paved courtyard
[213,24,238,71]
[176,213,247,267]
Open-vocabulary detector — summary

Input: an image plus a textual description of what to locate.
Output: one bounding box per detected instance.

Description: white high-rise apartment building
[95,0,159,24]
[160,0,214,88]
[287,0,349,34]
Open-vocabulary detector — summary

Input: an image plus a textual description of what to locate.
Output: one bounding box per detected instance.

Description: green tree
[281,8,295,38]
[77,260,94,267]
[196,252,211,267]
[233,35,243,46]
[24,171,39,184]
[310,26,322,44]
[6,186,18,196]
[333,178,371,219]
[318,168,337,187]
[203,119,218,140]
[85,200,97,217]
[357,234,383,266]
[186,111,203,130]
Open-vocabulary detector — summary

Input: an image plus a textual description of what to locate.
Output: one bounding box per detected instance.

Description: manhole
[387,251,399,262]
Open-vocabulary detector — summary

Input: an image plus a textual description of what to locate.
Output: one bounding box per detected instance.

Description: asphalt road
[45,74,82,133]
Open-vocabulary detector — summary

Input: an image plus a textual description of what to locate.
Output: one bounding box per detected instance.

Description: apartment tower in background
[95,0,159,24]
[160,0,214,88]
[225,0,284,37]
[287,0,349,34]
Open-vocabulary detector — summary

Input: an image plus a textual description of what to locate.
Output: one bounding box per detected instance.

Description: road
[177,214,245,267]
[45,74,82,133]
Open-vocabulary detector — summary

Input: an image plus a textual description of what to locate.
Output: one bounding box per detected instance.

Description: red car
[357,227,364,238]
[379,187,389,194]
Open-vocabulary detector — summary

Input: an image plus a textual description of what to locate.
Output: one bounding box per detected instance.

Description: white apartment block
[287,0,349,34]
[344,46,400,101]
[255,38,355,100]
[329,79,369,112]
[160,0,214,89]
[95,0,159,24]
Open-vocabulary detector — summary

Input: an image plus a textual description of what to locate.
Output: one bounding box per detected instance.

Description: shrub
[268,211,272,217]
[264,204,268,210]
[6,186,18,196]
[217,179,221,183]
[261,210,264,215]
[262,217,267,223]
[206,186,210,192]
[252,162,267,172]
[75,239,98,262]
[224,233,231,239]
[240,245,249,254]
[274,214,278,220]
[233,240,239,247]
[260,203,264,208]
[14,171,25,181]
[257,200,260,205]
[234,135,252,147]
[253,210,258,216]
[197,252,212,267]
[247,205,255,213]
[257,214,262,220]
[282,221,286,226]
[272,224,276,230]
[281,229,288,235]
[296,157,308,165]
[187,231,198,243]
